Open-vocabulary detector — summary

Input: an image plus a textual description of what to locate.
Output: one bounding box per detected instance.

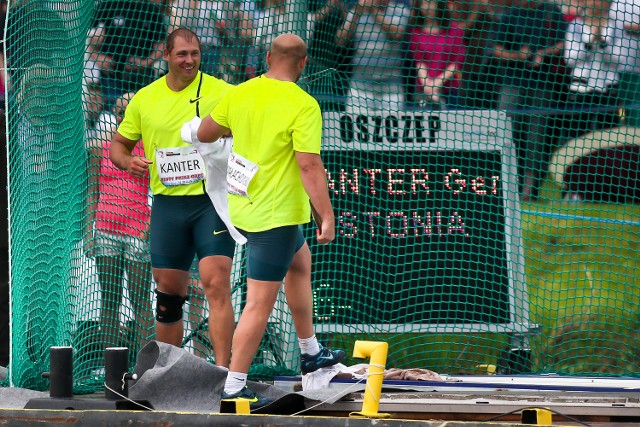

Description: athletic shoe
[300,345,346,374]
[221,386,273,410]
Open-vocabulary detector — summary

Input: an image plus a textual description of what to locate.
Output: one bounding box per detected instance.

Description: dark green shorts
[241,225,306,282]
[150,194,235,270]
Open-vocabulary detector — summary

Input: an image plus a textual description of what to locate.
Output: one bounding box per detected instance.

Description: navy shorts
[242,225,306,282]
[150,194,235,270]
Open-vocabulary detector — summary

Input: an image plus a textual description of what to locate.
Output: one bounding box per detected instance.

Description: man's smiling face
[165,35,201,83]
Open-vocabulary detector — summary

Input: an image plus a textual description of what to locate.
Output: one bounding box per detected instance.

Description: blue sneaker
[300,345,345,374]
[221,386,273,410]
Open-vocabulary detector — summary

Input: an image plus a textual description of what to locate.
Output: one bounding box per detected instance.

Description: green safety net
[3,0,640,393]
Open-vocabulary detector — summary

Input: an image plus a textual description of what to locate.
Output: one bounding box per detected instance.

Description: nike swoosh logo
[189,97,201,103]
[213,230,228,235]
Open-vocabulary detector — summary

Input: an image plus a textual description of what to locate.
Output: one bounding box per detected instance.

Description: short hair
[166,28,201,53]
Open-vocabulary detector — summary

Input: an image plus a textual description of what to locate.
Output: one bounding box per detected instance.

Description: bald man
[198,33,344,409]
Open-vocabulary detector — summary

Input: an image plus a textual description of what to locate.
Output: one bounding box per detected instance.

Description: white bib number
[156,146,206,187]
[227,151,258,198]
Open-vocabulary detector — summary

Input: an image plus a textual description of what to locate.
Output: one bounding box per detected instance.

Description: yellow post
[349,340,391,419]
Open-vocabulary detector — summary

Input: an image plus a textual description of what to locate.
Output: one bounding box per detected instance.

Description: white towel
[181,117,246,245]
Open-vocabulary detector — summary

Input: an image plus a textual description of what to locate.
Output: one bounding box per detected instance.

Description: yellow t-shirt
[211,75,322,232]
[118,72,233,196]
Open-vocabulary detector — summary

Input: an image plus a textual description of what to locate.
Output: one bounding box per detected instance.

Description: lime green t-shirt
[211,75,322,232]
[118,72,233,196]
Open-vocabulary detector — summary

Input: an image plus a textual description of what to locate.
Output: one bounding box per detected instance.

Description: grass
[520,180,640,375]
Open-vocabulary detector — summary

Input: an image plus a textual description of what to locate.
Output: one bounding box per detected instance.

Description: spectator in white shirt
[564,0,620,137]
[608,0,640,126]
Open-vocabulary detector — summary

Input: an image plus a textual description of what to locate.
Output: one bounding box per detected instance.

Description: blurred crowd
[0,0,637,201]
[0,0,635,202]
[77,0,640,203]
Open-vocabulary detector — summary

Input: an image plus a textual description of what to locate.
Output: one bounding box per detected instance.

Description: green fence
[3,0,640,391]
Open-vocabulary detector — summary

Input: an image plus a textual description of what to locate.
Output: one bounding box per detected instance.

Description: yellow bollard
[521,408,552,425]
[219,399,250,414]
[349,340,391,419]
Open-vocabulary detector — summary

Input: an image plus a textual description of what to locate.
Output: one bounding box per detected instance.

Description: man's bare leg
[228,279,281,373]
[199,255,234,367]
[283,243,314,339]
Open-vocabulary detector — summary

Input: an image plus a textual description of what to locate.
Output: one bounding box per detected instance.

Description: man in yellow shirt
[197,33,344,409]
[110,29,237,367]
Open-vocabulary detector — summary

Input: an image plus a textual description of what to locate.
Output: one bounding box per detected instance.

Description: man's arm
[370,2,406,42]
[197,115,230,143]
[126,41,165,71]
[295,152,335,244]
[109,132,152,178]
[336,2,364,46]
[86,141,101,213]
[625,22,640,36]
[493,42,532,63]
[84,141,101,252]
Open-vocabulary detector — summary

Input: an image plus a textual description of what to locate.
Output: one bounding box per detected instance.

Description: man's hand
[519,45,532,62]
[139,221,150,241]
[422,77,443,103]
[310,202,335,244]
[127,155,153,178]
[528,51,544,68]
[316,217,335,245]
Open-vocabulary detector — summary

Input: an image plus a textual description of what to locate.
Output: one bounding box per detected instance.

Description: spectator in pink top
[86,92,153,354]
[408,0,466,108]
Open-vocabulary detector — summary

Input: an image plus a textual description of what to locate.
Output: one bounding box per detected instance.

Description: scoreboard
[308,110,530,334]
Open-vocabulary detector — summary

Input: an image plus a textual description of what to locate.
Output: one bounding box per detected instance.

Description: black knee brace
[155,290,188,324]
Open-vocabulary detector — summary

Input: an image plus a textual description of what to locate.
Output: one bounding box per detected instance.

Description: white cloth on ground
[301,363,444,391]
[301,363,375,391]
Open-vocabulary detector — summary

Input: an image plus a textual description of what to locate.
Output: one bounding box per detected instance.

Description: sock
[223,371,247,395]
[298,334,320,356]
